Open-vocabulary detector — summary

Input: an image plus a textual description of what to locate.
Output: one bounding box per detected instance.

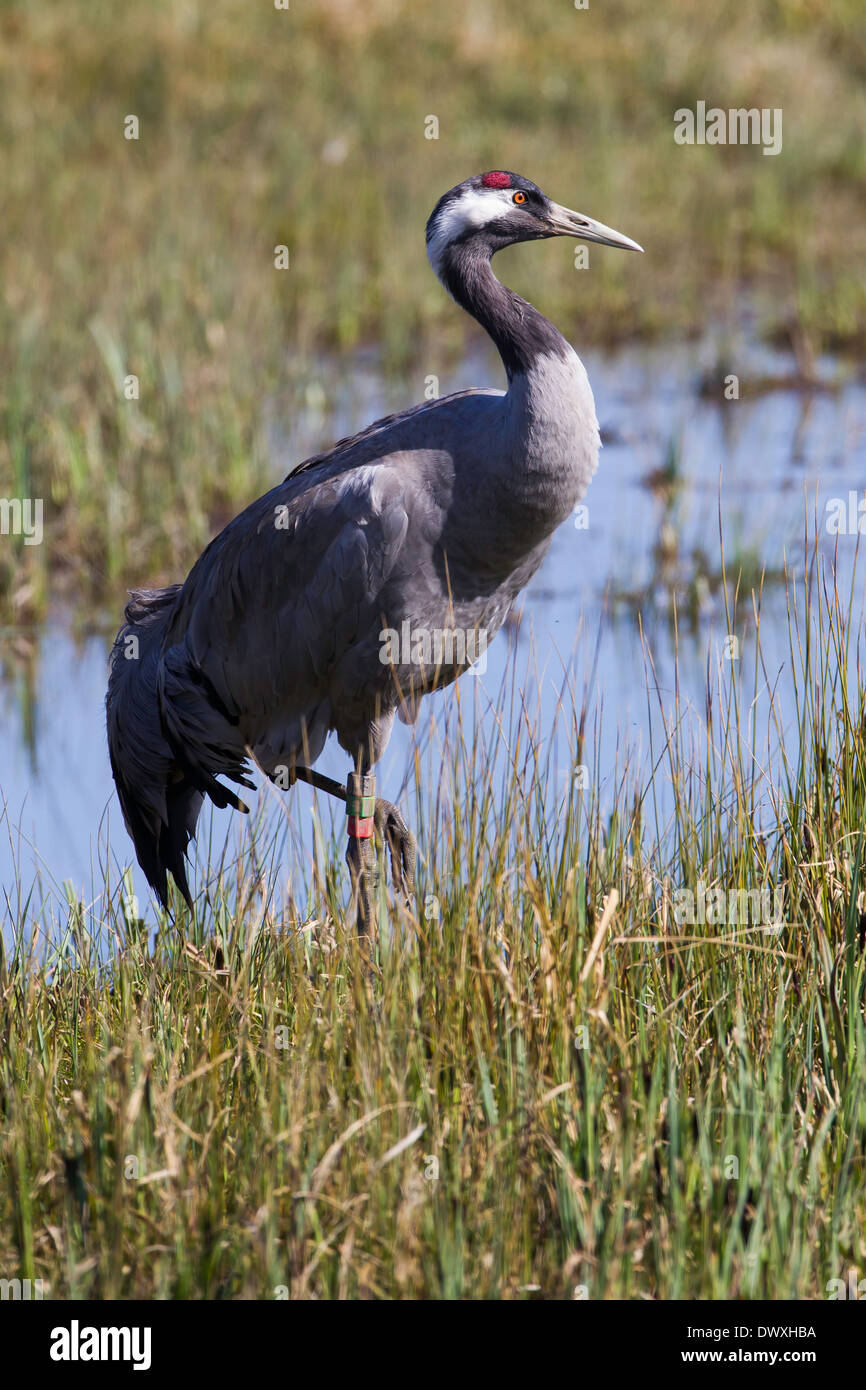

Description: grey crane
[106,170,642,928]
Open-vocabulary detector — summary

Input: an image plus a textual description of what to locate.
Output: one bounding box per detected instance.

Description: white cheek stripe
[427,187,513,278]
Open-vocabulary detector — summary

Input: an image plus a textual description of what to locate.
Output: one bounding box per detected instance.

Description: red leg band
[347,815,374,839]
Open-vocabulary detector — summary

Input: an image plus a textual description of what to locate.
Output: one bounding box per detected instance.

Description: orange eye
[513,191,526,204]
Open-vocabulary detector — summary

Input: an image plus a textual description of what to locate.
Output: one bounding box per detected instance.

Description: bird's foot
[373,798,416,905]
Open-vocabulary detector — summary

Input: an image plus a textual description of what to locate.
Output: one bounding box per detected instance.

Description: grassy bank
[1,0,866,621]
[2,550,865,1298]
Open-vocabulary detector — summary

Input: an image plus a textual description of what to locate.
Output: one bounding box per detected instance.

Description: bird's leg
[289,765,347,802]
[289,764,415,929]
[346,770,377,935]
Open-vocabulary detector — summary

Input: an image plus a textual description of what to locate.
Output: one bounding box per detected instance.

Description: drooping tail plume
[106,587,203,908]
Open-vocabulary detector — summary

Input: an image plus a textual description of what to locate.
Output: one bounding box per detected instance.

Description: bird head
[426,171,643,279]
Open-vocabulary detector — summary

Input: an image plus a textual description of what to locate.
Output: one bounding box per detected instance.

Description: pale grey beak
[545,201,644,253]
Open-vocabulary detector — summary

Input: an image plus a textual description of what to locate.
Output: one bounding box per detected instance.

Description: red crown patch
[481,171,511,189]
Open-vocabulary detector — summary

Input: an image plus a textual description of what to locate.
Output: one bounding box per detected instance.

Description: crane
[106,171,642,930]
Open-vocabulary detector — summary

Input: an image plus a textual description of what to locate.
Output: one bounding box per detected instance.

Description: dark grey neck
[438,242,571,382]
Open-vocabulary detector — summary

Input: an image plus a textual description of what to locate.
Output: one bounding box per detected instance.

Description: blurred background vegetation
[2,2,866,1300]
[0,0,865,618]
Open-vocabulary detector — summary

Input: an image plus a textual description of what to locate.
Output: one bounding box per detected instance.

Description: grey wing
[285,388,492,481]
[155,454,433,803]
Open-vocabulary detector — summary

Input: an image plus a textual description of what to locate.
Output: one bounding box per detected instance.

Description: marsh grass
[2,539,865,1299]
[2,0,866,622]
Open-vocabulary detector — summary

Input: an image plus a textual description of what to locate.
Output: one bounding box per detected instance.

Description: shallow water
[2,339,865,937]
